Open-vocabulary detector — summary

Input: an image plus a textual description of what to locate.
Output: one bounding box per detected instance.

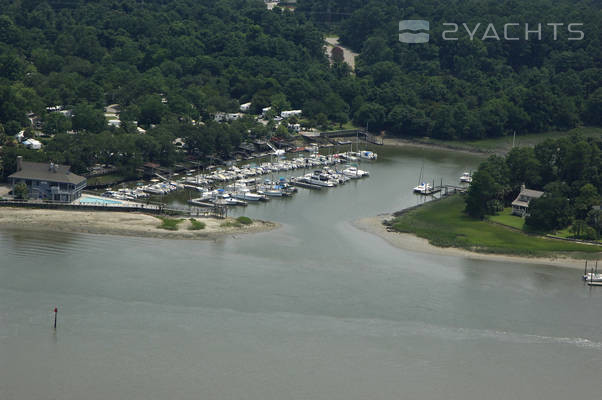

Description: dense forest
[465,134,601,238]
[299,0,601,138]
[0,0,600,179]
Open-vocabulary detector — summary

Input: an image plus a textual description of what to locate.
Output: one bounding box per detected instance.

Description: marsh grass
[391,195,600,257]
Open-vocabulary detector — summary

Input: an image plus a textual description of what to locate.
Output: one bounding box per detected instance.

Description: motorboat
[342,166,369,178]
[358,150,378,160]
[232,187,268,201]
[460,172,473,183]
[413,182,433,194]
[300,173,336,187]
[583,272,602,282]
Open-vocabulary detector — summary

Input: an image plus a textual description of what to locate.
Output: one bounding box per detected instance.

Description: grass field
[488,207,525,230]
[390,195,601,257]
[412,126,602,154]
[87,174,128,187]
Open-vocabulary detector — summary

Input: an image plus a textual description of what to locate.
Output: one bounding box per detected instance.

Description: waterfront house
[511,185,544,216]
[9,157,86,202]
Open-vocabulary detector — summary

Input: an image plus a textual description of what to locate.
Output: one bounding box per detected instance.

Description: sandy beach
[354,215,590,270]
[0,208,278,240]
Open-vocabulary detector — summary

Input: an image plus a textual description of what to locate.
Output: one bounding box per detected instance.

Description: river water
[1,146,601,400]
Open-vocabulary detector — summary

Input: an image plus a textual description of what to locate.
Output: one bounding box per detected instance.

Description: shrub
[157,217,184,231]
[236,216,253,225]
[188,218,206,230]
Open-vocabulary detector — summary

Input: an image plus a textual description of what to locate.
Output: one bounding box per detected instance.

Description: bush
[14,182,28,200]
[236,216,253,225]
[157,217,184,231]
[188,218,206,230]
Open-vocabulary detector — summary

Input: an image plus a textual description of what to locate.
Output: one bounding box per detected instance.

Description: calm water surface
[1,147,601,400]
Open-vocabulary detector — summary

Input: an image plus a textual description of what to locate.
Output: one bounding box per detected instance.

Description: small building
[280,110,302,118]
[240,102,252,112]
[143,162,161,178]
[512,185,544,217]
[23,138,42,150]
[9,157,86,202]
[261,107,272,118]
[214,112,243,122]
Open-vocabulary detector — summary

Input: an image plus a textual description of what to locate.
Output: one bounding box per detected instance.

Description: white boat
[301,174,336,187]
[460,172,473,183]
[413,182,433,194]
[143,184,167,195]
[358,150,378,160]
[583,272,602,282]
[232,188,267,202]
[258,184,289,197]
[342,166,369,178]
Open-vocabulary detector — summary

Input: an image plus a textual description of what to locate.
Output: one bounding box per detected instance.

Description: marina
[1,146,601,400]
[97,150,375,212]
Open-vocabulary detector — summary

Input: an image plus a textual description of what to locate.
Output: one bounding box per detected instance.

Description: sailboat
[413,163,432,194]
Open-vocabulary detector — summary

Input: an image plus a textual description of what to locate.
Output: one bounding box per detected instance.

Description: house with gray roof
[512,184,544,217]
[9,156,86,202]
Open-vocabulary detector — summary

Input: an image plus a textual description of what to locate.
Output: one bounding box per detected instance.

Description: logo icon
[399,20,430,43]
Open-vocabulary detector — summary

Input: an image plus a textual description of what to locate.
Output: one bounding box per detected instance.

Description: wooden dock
[415,183,467,196]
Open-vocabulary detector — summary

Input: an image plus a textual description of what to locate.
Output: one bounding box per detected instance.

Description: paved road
[325,36,359,70]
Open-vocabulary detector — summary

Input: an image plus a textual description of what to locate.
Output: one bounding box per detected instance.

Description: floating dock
[290,181,322,190]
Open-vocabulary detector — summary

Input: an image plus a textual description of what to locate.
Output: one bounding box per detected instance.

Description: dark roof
[9,162,86,185]
[518,188,544,198]
[511,187,544,208]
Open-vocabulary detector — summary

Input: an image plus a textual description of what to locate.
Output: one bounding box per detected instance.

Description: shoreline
[0,208,278,240]
[382,137,494,156]
[353,215,590,270]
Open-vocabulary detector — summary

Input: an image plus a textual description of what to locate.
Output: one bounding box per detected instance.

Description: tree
[574,184,599,220]
[72,103,105,132]
[43,113,72,135]
[14,182,28,200]
[506,147,542,190]
[353,103,385,131]
[583,88,602,125]
[139,96,166,126]
[465,169,501,219]
[525,195,572,231]
[331,46,345,64]
[315,113,329,130]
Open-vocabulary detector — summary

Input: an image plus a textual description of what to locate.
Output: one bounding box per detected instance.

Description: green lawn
[488,207,525,230]
[413,126,602,154]
[390,195,601,257]
[87,174,127,186]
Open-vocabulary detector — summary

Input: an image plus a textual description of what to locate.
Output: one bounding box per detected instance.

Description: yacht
[460,172,473,183]
[358,150,378,160]
[342,166,369,178]
[301,173,336,187]
[583,272,602,282]
[413,182,433,194]
[232,187,268,202]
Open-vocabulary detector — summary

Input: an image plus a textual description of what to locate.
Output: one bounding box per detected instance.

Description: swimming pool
[79,196,123,205]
